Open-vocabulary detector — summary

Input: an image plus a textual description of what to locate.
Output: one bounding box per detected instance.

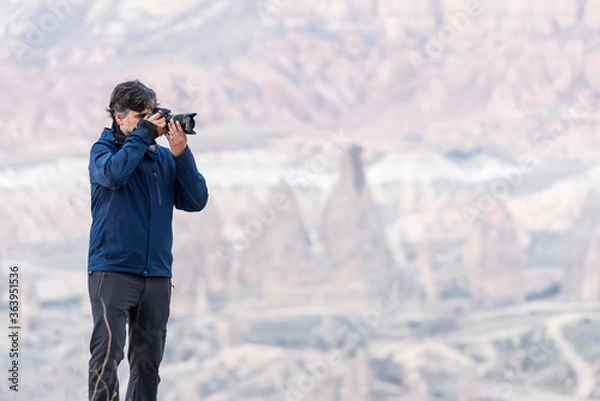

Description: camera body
[153,107,197,135]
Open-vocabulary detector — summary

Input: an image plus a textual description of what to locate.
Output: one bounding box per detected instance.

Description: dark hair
[106,80,157,121]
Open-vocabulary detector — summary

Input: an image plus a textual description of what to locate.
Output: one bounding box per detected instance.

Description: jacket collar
[112,122,127,144]
[100,126,158,159]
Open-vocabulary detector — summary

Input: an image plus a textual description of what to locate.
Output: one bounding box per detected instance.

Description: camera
[153,107,197,135]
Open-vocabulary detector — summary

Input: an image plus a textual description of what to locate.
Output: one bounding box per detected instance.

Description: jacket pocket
[154,171,162,207]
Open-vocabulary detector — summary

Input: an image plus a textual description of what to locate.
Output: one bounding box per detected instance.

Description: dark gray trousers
[88,271,172,401]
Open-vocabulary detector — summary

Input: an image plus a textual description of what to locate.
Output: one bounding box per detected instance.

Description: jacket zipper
[145,164,157,274]
[154,171,162,206]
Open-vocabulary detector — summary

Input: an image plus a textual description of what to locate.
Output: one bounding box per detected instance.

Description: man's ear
[114,111,124,125]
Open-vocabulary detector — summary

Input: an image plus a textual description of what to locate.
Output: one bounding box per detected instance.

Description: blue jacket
[87,126,209,277]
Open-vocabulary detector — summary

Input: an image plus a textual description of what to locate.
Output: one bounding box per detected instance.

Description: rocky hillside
[2,0,600,163]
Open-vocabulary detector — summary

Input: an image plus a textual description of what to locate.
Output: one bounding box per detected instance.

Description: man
[87,80,209,401]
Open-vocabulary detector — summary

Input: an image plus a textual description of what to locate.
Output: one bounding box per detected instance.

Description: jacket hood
[99,127,118,144]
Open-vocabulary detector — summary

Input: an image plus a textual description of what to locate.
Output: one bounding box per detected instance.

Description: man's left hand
[166,121,188,157]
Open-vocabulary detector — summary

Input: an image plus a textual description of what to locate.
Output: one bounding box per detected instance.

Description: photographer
[87,80,208,401]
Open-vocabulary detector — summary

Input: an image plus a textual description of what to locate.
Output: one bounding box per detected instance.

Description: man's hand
[166,120,188,157]
[146,112,167,137]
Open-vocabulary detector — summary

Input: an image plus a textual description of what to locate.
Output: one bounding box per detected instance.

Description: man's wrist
[173,145,189,158]
[137,119,159,141]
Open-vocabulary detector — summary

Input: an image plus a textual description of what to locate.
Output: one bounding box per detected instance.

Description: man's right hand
[146,112,167,137]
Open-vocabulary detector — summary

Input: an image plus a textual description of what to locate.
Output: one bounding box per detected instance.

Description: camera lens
[172,113,197,135]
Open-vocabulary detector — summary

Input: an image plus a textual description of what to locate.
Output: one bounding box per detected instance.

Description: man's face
[114,108,152,136]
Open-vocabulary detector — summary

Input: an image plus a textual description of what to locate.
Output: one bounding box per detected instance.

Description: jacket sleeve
[89,129,153,190]
[173,146,209,212]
